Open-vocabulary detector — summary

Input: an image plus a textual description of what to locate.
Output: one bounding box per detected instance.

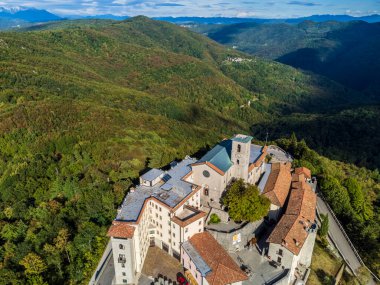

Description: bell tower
[231,134,252,182]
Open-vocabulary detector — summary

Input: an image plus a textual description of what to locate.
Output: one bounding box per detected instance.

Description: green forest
[0,16,379,284]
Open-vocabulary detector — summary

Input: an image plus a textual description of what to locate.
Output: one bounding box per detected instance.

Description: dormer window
[237,144,241,152]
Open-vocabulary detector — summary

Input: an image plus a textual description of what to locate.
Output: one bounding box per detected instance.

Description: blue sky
[1,0,379,17]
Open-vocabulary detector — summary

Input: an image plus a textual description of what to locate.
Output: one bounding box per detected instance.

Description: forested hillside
[198,20,380,92]
[0,17,378,284]
[193,20,380,169]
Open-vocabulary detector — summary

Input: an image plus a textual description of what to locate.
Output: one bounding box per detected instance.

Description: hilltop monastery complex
[101,134,317,285]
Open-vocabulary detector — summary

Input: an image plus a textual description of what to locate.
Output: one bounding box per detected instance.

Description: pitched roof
[231,134,253,143]
[262,163,292,207]
[195,139,233,174]
[107,221,135,239]
[187,232,248,285]
[294,167,311,179]
[249,145,267,171]
[267,170,317,255]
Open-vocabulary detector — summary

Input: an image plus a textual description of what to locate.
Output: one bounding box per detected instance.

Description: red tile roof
[107,221,135,239]
[267,170,316,255]
[294,167,311,179]
[262,163,292,207]
[188,232,248,285]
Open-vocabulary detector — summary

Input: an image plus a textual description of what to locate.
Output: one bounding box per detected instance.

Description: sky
[0,0,379,18]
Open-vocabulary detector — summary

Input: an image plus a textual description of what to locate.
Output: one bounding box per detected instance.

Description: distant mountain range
[0,7,62,22]
[0,6,379,30]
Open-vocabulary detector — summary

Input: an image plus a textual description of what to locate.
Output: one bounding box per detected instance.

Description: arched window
[204,188,209,196]
[237,144,241,152]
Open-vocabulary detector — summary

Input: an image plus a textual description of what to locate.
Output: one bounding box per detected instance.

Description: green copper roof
[197,140,233,173]
[232,135,253,144]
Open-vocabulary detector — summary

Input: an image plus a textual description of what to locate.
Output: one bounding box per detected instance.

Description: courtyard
[140,246,184,284]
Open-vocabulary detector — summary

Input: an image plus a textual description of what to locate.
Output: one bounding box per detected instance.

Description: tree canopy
[222,179,270,222]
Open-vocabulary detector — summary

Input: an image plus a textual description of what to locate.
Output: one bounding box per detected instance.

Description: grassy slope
[0,17,376,284]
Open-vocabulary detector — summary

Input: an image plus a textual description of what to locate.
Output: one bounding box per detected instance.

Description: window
[278,249,283,256]
[159,207,162,212]
[198,221,202,225]
[277,257,282,264]
[237,144,241,152]
[173,233,175,237]
[119,244,124,250]
[203,170,210,178]
[204,188,209,196]
[237,159,240,165]
[155,205,158,209]
[198,229,201,232]
[159,216,162,220]
[121,263,125,268]
[123,279,128,284]
[185,228,188,233]
[118,254,126,263]
[174,242,176,246]
[122,272,126,276]
[156,213,158,218]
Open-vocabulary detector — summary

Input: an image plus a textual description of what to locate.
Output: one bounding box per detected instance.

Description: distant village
[92,134,318,285]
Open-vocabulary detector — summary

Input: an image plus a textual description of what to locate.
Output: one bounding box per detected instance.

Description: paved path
[317,196,378,285]
[267,145,293,163]
[316,196,362,272]
[96,252,114,285]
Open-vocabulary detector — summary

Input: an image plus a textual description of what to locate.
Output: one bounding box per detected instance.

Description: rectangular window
[155,205,158,209]
[122,272,126,276]
[121,263,125,268]
[198,221,202,225]
[122,279,127,284]
[185,228,188,233]
[118,254,126,263]
[278,249,283,256]
[277,257,282,264]
[173,233,175,237]
[119,244,124,250]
